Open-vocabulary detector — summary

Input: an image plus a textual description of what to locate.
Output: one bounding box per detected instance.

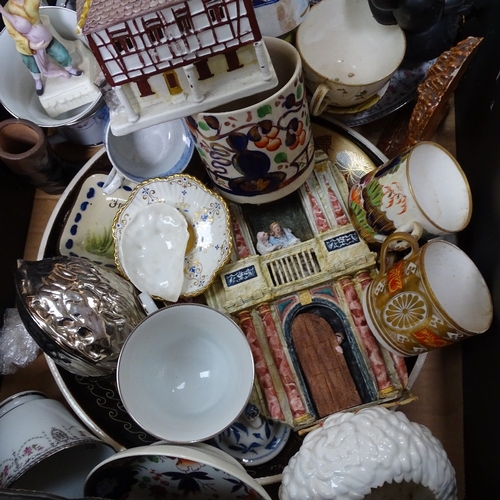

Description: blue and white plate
[212,404,292,467]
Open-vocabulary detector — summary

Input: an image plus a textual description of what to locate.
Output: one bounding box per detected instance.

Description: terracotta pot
[0,118,65,194]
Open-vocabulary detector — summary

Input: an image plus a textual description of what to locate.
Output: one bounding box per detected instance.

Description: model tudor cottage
[76,0,278,135]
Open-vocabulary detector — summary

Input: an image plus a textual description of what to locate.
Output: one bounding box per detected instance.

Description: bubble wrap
[0,308,40,375]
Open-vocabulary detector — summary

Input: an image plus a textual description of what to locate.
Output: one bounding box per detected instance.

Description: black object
[393,0,445,33]
[368,0,398,24]
[403,11,461,62]
[455,0,500,496]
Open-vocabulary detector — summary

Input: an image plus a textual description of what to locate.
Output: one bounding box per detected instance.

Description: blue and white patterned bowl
[105,118,194,183]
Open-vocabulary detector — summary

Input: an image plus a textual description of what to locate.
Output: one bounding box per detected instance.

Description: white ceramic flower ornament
[280,406,457,500]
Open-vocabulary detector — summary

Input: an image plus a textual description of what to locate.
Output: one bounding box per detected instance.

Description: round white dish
[113,174,232,298]
[0,7,102,128]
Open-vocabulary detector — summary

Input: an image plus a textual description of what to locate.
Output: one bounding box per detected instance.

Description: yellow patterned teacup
[362,233,493,357]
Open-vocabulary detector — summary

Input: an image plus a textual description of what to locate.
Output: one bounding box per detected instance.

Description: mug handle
[310,83,330,116]
[139,292,159,315]
[396,221,424,241]
[376,222,423,249]
[379,232,420,274]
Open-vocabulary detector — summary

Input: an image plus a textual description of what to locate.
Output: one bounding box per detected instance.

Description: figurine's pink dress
[1,6,69,77]
[9,15,69,77]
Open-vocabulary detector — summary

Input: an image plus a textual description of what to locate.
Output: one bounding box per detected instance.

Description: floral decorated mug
[362,233,493,357]
[348,141,472,246]
[185,36,314,205]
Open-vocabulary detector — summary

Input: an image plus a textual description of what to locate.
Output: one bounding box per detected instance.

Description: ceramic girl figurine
[0,0,82,96]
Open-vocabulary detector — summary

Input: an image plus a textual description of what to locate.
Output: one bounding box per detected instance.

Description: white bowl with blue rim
[103,119,194,194]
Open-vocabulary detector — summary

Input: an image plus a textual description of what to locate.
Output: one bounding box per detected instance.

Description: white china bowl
[84,442,271,499]
[104,119,194,183]
[116,303,255,443]
[113,174,232,298]
[0,7,102,127]
[280,406,457,499]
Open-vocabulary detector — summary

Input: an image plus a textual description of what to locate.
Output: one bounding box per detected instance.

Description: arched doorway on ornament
[289,303,375,418]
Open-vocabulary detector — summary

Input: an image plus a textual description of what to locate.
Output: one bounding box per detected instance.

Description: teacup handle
[379,232,420,274]
[139,292,159,315]
[310,83,330,116]
[102,167,125,195]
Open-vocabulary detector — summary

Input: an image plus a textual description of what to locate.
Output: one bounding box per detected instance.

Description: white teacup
[116,297,255,444]
[0,391,116,497]
[296,0,406,115]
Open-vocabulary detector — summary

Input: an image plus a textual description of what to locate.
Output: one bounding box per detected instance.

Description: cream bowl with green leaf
[59,173,137,268]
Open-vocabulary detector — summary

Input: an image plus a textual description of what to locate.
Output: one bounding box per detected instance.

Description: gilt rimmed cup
[116,301,255,443]
[348,141,472,246]
[362,233,493,356]
[296,0,406,115]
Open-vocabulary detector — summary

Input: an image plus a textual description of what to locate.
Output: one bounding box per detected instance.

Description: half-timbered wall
[88,0,260,86]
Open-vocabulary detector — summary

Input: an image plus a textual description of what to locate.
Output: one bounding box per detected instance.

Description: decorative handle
[379,232,420,274]
[310,83,331,116]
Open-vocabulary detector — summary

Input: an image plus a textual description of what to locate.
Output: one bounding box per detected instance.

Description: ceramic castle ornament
[76,0,279,136]
[0,1,100,118]
[280,406,457,500]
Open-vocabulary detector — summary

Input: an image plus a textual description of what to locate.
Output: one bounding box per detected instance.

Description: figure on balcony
[269,221,301,248]
[0,0,82,96]
[256,231,283,255]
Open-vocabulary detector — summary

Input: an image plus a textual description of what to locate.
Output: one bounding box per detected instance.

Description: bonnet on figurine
[15,255,146,377]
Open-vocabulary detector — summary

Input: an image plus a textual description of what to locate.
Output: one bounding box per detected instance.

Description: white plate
[59,173,137,268]
[113,174,232,298]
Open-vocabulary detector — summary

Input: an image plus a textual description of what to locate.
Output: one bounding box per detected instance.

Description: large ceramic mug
[185,36,314,205]
[296,0,405,115]
[0,391,116,497]
[348,141,472,246]
[362,233,493,357]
